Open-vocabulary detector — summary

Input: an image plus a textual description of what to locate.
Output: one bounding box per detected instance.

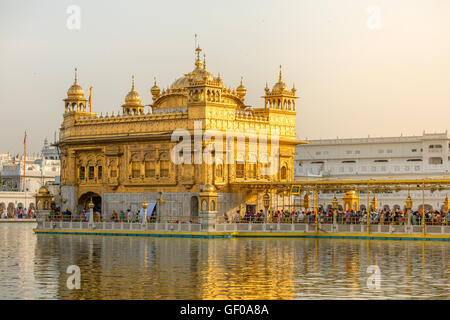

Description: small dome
[67,68,85,99]
[202,184,215,192]
[38,186,49,194]
[271,65,288,93]
[67,83,85,98]
[124,76,142,105]
[151,77,160,97]
[236,77,247,98]
[272,80,287,92]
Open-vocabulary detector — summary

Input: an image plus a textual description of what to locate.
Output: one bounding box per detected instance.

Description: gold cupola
[151,77,161,100]
[122,75,144,115]
[272,65,288,93]
[236,77,247,101]
[67,68,85,99]
[263,65,297,111]
[64,68,88,113]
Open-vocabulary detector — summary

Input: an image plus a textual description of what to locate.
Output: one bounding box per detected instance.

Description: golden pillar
[443,195,450,212]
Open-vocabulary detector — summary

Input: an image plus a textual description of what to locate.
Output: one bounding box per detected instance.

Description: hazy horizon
[1,0,450,154]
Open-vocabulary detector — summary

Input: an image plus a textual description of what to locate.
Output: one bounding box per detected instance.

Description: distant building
[1,138,60,193]
[294,132,450,211]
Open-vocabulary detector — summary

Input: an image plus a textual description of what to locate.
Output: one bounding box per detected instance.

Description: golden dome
[38,185,49,194]
[124,75,142,105]
[236,77,247,98]
[272,65,288,92]
[67,68,85,99]
[151,77,160,97]
[202,184,215,192]
[170,46,215,90]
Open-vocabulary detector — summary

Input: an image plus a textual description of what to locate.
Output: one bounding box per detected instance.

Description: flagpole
[89,86,92,113]
[23,131,26,193]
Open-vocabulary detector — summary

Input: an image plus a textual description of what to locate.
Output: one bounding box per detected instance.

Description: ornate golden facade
[58,46,303,218]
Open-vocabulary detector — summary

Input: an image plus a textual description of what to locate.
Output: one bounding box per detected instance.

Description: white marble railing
[36,219,450,235]
[214,223,450,235]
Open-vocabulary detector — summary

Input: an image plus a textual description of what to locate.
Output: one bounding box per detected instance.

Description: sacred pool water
[0,224,448,299]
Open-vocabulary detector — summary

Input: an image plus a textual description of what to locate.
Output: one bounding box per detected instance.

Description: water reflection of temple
[31,235,450,299]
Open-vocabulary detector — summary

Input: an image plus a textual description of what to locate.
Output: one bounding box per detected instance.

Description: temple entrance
[190,196,199,219]
[78,192,102,213]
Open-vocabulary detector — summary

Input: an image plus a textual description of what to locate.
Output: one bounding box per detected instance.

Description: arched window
[210,200,216,211]
[159,152,170,178]
[281,166,287,180]
[79,166,85,180]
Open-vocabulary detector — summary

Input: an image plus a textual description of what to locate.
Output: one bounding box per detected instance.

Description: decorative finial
[240,76,243,86]
[131,75,135,91]
[195,41,202,70]
[74,68,78,84]
[279,65,282,81]
[203,53,206,70]
[154,76,157,86]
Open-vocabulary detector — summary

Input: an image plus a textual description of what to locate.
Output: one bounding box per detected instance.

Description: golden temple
[58,45,304,219]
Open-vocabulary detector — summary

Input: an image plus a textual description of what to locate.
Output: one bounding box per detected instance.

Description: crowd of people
[224,208,450,225]
[46,208,161,223]
[0,207,36,219]
[40,206,450,226]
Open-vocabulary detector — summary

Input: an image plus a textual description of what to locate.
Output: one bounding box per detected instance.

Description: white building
[0,138,60,213]
[294,132,450,211]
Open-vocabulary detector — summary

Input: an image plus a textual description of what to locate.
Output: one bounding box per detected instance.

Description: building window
[315,151,321,155]
[132,161,140,178]
[160,160,169,178]
[387,149,393,153]
[145,161,155,178]
[236,164,244,178]
[89,166,95,180]
[281,166,287,180]
[414,166,420,171]
[346,150,352,154]
[324,151,329,155]
[378,150,384,153]
[412,149,417,152]
[394,166,400,172]
[429,157,443,165]
[79,166,85,180]
[404,166,410,171]
[98,166,102,180]
[355,150,360,154]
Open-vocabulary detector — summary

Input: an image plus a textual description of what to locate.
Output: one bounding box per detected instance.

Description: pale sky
[1,0,449,154]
